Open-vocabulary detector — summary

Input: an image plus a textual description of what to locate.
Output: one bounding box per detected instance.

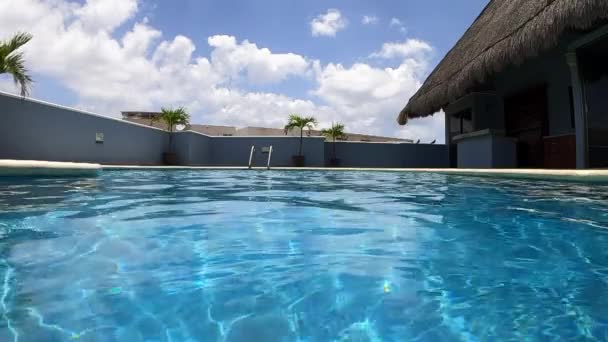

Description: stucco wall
[173,131,212,166]
[173,134,449,168]
[457,137,493,169]
[456,136,516,169]
[209,136,326,167]
[174,131,326,167]
[324,142,448,168]
[0,92,447,168]
[0,92,169,165]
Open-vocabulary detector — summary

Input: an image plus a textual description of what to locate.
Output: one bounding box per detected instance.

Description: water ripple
[0,171,607,340]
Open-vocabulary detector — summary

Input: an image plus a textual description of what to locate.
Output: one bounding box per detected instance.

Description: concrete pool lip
[102,165,608,182]
[1,160,607,182]
[0,160,101,177]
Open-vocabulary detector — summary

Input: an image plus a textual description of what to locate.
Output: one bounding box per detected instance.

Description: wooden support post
[566,52,589,169]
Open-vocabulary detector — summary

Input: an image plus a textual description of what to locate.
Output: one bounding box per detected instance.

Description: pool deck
[0,160,101,177]
[2,160,608,182]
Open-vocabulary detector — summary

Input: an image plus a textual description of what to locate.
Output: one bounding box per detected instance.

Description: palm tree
[156,107,190,152]
[322,122,346,160]
[0,32,33,97]
[284,114,318,157]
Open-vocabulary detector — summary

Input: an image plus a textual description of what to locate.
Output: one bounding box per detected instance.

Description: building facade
[398,0,608,169]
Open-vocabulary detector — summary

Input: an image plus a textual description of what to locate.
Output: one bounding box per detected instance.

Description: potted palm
[0,32,33,97]
[284,114,317,167]
[155,107,189,165]
[322,122,346,167]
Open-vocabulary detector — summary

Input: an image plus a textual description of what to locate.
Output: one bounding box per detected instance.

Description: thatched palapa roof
[398,0,608,125]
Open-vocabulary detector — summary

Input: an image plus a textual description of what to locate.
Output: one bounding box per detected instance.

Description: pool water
[1,171,607,341]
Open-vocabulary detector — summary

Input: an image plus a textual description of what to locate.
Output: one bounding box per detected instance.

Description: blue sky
[146,0,486,63]
[0,0,488,142]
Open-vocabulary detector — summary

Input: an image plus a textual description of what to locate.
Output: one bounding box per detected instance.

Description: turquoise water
[0,170,607,341]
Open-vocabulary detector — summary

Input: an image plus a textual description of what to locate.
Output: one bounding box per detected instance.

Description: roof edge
[397,0,608,124]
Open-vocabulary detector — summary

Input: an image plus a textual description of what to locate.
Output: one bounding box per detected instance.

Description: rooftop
[398,0,608,124]
[122,112,413,143]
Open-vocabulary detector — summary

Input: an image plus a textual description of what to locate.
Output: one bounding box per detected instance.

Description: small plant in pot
[284,114,317,167]
[322,122,346,167]
[155,106,189,165]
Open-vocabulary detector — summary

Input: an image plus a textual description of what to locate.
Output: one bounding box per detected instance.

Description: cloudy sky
[0,0,487,143]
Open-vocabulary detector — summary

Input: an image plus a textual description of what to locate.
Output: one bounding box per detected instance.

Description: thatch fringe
[398,0,608,125]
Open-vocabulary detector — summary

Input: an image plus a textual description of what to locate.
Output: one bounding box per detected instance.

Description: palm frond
[322,122,346,140]
[2,32,32,53]
[0,32,33,97]
[160,106,190,131]
[284,114,317,132]
[3,52,32,97]
[286,113,318,157]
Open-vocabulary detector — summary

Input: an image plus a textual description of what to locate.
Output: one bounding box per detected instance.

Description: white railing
[248,146,255,169]
[267,146,273,170]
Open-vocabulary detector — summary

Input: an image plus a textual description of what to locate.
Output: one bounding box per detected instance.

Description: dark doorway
[580,35,608,168]
[504,86,549,168]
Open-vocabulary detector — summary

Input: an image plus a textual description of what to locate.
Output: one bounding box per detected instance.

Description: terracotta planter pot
[292,155,305,167]
[163,152,178,165]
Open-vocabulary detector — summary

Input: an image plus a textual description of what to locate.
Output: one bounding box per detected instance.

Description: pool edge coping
[0,159,101,177]
[1,160,607,182]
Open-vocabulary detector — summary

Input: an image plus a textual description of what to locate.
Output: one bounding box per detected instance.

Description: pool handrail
[267,146,273,170]
[248,145,255,169]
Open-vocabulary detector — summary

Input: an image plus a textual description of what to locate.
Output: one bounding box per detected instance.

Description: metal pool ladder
[266,146,273,170]
[248,145,255,169]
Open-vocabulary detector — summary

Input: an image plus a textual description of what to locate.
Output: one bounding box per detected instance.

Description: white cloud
[74,0,138,32]
[370,39,433,59]
[153,35,197,66]
[310,9,347,37]
[193,88,336,130]
[397,113,445,144]
[208,35,310,84]
[390,18,407,34]
[122,21,161,56]
[0,0,444,142]
[312,57,435,138]
[361,15,378,25]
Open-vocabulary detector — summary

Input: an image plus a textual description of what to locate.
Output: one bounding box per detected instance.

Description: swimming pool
[0,170,607,341]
